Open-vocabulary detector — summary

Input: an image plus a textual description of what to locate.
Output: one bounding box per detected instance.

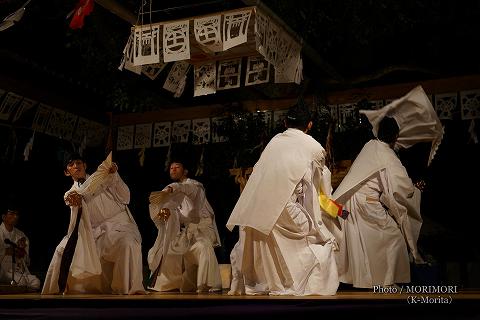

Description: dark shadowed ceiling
[1,0,480,116]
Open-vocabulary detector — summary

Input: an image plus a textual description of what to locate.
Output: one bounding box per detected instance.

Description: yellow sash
[319,192,342,218]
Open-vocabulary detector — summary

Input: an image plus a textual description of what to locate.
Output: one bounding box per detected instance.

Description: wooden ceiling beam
[95,0,137,25]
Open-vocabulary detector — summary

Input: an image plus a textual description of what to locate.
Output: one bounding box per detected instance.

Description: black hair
[284,97,312,130]
[169,156,192,174]
[377,116,399,144]
[6,208,19,215]
[63,152,85,171]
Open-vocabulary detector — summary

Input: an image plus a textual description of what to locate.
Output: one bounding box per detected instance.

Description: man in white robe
[0,208,41,290]
[334,117,422,288]
[147,159,222,293]
[42,153,145,295]
[226,101,341,296]
[333,86,443,289]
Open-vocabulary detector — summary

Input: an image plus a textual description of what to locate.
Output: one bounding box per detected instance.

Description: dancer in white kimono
[0,208,41,290]
[42,153,145,295]
[333,85,443,288]
[147,158,222,293]
[227,101,343,296]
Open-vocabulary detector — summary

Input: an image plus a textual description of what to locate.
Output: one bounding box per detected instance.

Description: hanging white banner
[134,123,153,148]
[194,62,216,97]
[163,20,190,62]
[153,121,172,147]
[223,9,251,50]
[217,58,242,90]
[194,15,223,53]
[133,24,161,66]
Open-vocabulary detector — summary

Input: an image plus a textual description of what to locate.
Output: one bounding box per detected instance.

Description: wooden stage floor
[2,289,480,300]
[1,290,480,319]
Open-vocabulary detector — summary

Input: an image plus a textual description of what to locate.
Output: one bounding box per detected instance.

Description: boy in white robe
[42,153,145,295]
[0,208,41,290]
[227,100,343,296]
[147,159,222,293]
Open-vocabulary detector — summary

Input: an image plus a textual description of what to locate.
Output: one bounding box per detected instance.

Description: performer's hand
[166,186,174,193]
[414,179,426,192]
[339,209,350,220]
[109,162,118,174]
[65,191,83,207]
[158,208,171,222]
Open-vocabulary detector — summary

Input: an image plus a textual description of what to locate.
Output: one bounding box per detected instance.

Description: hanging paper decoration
[120,32,142,75]
[460,89,480,120]
[31,103,52,133]
[138,147,146,167]
[294,57,303,84]
[153,121,171,147]
[134,123,152,148]
[194,62,216,97]
[0,92,22,121]
[142,62,167,80]
[163,20,190,62]
[117,125,134,151]
[87,121,108,147]
[174,71,189,98]
[23,130,34,161]
[273,31,302,83]
[133,24,161,66]
[69,0,94,30]
[45,109,78,140]
[12,97,37,122]
[434,92,457,120]
[163,61,190,93]
[254,8,269,56]
[194,15,223,53]
[255,8,302,84]
[265,22,282,67]
[119,7,303,95]
[274,48,302,84]
[245,56,270,86]
[118,34,128,70]
[0,0,31,32]
[468,119,478,144]
[211,117,229,143]
[274,68,290,83]
[222,10,252,50]
[195,146,205,176]
[171,120,191,143]
[192,118,211,144]
[217,59,242,90]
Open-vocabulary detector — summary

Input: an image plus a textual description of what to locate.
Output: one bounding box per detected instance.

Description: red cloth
[69,0,94,29]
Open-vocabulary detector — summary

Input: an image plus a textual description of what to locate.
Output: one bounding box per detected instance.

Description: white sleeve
[105,172,130,204]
